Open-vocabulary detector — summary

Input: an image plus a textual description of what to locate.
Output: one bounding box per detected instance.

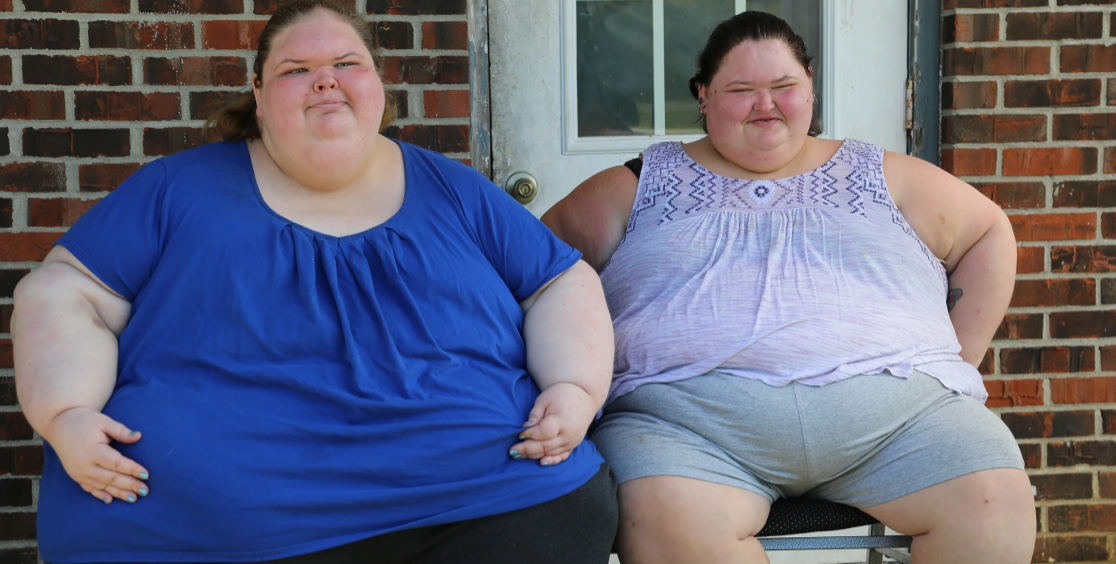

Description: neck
[702,135,815,180]
[258,132,385,194]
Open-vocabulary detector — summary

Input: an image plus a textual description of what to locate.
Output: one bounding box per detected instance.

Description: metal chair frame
[756,500,912,563]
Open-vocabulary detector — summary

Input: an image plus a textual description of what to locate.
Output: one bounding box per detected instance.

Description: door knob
[504,172,538,205]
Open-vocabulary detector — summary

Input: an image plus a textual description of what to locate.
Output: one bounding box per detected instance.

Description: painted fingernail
[509,449,523,460]
[518,434,527,441]
[541,460,551,467]
[138,488,148,497]
[525,419,537,426]
[127,495,136,503]
[130,430,138,435]
[103,497,111,504]
[139,472,149,480]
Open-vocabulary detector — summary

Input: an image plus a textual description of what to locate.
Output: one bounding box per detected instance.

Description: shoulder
[880,149,955,208]
[541,164,638,272]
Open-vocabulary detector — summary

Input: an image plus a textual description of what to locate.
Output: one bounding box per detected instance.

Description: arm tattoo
[947,287,964,311]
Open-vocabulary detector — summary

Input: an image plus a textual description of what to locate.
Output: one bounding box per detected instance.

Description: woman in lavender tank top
[544,11,1033,564]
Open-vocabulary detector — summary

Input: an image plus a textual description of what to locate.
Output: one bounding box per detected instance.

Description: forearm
[13,263,124,441]
[522,261,614,408]
[947,213,1017,366]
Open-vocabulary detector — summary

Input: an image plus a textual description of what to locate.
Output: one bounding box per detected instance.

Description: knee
[947,470,1036,558]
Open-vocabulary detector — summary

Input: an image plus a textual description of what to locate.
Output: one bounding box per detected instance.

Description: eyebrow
[726,75,798,86]
[275,52,364,66]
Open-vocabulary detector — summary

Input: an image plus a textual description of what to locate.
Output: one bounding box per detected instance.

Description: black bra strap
[623,157,643,179]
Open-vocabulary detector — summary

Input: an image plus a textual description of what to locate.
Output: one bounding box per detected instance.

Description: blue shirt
[40,140,604,563]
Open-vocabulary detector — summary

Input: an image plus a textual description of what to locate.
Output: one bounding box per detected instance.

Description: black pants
[78,464,618,564]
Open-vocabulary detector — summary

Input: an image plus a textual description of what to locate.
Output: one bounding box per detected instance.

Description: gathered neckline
[674,139,849,185]
[239,138,411,242]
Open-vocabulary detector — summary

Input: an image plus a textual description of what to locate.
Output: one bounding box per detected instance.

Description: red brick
[23,55,131,86]
[0,162,66,192]
[0,0,11,10]
[368,21,413,50]
[367,0,465,15]
[143,127,211,156]
[1021,443,1041,469]
[940,148,996,176]
[942,46,1049,76]
[1003,410,1095,438]
[380,55,469,84]
[0,91,65,120]
[1005,79,1101,108]
[201,20,266,50]
[978,347,993,375]
[23,0,129,11]
[1054,181,1116,208]
[941,81,996,110]
[1102,472,1116,497]
[1016,246,1044,273]
[0,512,35,541]
[0,445,44,475]
[1103,346,1116,371]
[1051,311,1116,339]
[0,271,30,299]
[75,91,181,121]
[995,313,1044,340]
[421,21,467,50]
[1052,246,1116,273]
[390,124,468,153]
[1049,440,1116,467]
[1105,410,1116,434]
[144,56,248,87]
[0,378,15,406]
[0,56,10,85]
[1105,279,1116,305]
[943,0,1044,6]
[1109,77,1115,106]
[140,0,242,13]
[423,89,469,118]
[1050,505,1116,532]
[1,304,11,333]
[1032,535,1108,562]
[0,232,61,262]
[973,182,1044,209]
[189,90,243,121]
[1010,213,1096,241]
[23,128,130,158]
[1011,279,1095,307]
[1053,377,1116,404]
[1061,44,1116,73]
[0,410,32,440]
[1105,212,1116,238]
[1032,473,1093,500]
[1105,147,1116,175]
[984,379,1044,408]
[28,198,100,227]
[79,163,141,192]
[0,19,80,49]
[0,478,32,507]
[1054,113,1116,141]
[0,340,9,368]
[1006,12,1103,41]
[0,198,11,228]
[1003,148,1097,177]
[89,21,194,50]
[1002,346,1095,374]
[255,0,353,13]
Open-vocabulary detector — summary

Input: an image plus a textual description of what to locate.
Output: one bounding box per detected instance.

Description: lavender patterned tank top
[599,140,985,405]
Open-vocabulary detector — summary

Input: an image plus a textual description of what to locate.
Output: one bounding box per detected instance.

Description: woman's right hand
[45,407,149,504]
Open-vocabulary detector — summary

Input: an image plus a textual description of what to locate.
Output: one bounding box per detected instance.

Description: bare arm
[541,166,638,272]
[884,152,1016,367]
[510,260,614,466]
[13,245,149,503]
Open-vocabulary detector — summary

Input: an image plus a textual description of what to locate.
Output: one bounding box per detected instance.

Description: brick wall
[941,0,1116,561]
[0,0,470,559]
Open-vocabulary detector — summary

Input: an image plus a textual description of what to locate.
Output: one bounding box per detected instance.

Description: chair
[757,498,912,563]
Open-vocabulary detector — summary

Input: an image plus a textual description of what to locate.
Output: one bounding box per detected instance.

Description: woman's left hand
[509,382,598,467]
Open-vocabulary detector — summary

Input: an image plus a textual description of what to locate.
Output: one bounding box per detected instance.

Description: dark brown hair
[205,0,396,142]
[688,11,822,136]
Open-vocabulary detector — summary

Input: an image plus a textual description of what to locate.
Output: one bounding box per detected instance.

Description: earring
[699,99,707,114]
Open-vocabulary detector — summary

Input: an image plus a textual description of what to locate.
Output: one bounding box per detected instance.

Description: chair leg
[867,523,885,564]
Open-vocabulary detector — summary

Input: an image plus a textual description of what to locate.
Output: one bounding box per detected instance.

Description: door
[489,0,909,217]
[487,2,910,562]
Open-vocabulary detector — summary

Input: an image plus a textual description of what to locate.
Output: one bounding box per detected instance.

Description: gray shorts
[591,370,1024,508]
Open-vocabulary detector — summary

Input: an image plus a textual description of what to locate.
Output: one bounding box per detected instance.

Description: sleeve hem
[54,238,135,302]
[514,247,583,303]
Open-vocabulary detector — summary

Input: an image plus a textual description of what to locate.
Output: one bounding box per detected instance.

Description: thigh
[616,475,771,563]
[411,463,619,564]
[812,376,1025,507]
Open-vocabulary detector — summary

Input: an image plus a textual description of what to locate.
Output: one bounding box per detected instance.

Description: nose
[755,89,775,111]
[313,68,338,92]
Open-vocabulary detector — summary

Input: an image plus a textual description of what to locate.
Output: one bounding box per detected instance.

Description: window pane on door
[663,1,736,134]
[747,0,823,123]
[575,1,653,137]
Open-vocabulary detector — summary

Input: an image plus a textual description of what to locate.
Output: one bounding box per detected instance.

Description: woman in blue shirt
[11,1,617,562]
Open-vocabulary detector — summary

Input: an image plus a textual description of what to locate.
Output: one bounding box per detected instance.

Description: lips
[310,100,347,109]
